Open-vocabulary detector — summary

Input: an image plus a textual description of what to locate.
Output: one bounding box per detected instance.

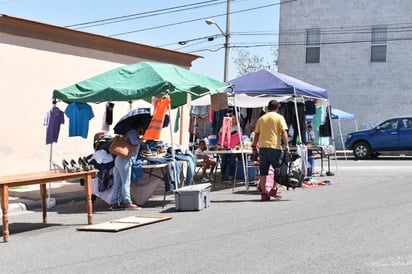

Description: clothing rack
[47,99,59,208]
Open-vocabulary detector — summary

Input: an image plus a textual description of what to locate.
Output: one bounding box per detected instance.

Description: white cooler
[174,183,211,211]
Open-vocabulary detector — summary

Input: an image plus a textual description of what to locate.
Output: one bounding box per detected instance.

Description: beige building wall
[0,15,199,175]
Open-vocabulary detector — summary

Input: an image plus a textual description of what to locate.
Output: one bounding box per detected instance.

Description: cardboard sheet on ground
[77,215,172,232]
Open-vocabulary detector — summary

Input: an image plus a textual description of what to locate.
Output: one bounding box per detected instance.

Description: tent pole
[233,100,248,193]
[292,89,309,176]
[192,116,198,152]
[48,100,55,208]
[327,105,339,175]
[338,119,347,160]
[179,106,184,145]
[47,143,55,208]
[166,97,178,190]
[292,90,302,144]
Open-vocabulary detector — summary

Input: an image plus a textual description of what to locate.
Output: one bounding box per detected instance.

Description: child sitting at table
[195,140,216,183]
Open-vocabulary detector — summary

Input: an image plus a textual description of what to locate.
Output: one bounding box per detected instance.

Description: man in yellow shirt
[252,100,290,201]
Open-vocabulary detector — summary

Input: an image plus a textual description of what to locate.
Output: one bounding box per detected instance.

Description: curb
[8,194,86,214]
[9,202,27,213]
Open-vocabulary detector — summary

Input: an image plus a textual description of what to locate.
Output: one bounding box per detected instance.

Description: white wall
[0,33,190,174]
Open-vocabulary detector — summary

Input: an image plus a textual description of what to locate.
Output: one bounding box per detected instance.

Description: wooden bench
[0,169,97,242]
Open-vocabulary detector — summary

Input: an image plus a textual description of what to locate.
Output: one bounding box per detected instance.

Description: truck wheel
[353,141,370,159]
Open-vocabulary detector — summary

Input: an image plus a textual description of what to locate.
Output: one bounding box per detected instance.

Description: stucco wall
[278,0,412,148]
[0,32,192,174]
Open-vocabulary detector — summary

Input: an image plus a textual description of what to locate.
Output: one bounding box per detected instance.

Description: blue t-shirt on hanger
[65,102,94,138]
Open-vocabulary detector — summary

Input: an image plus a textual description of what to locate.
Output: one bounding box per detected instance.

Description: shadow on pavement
[0,222,62,236]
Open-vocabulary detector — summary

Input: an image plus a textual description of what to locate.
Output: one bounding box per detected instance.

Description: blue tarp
[229,69,328,99]
[306,108,356,120]
[329,108,356,120]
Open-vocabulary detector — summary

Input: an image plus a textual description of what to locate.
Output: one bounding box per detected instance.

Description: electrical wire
[66,0,226,29]
[168,22,412,53]
[63,0,412,54]
[108,1,291,37]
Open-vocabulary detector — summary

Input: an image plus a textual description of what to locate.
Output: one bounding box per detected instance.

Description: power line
[66,0,225,29]
[62,0,290,53]
[169,22,412,53]
[109,1,293,37]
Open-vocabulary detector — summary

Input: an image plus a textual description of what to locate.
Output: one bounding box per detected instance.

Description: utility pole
[223,0,231,82]
[206,0,231,82]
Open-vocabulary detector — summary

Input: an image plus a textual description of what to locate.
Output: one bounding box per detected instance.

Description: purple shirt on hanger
[44,106,65,145]
[65,102,94,138]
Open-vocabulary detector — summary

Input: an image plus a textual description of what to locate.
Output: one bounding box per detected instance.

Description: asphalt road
[1,157,411,274]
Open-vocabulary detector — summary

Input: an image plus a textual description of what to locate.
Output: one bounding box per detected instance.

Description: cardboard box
[174,183,211,211]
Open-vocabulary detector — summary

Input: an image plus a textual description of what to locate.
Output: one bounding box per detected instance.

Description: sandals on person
[260,193,270,201]
[126,203,141,210]
[268,188,282,200]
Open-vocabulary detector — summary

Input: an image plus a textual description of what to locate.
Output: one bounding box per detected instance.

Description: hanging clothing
[65,102,94,138]
[319,106,332,137]
[282,101,306,145]
[208,106,214,123]
[312,101,329,145]
[174,107,181,133]
[305,100,316,115]
[249,108,264,129]
[143,97,170,140]
[102,102,115,131]
[44,106,65,144]
[105,102,115,125]
[212,109,226,136]
[220,116,232,147]
[190,105,209,118]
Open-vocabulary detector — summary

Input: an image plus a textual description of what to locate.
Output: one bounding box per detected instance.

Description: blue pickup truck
[345,116,412,159]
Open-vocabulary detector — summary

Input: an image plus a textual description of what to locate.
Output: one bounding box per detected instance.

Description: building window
[306,29,320,63]
[371,27,387,62]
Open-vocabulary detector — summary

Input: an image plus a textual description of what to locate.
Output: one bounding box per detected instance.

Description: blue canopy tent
[229,69,329,143]
[306,108,356,120]
[193,69,338,180]
[228,69,338,174]
[229,69,328,99]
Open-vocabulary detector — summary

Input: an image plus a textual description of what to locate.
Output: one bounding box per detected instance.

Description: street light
[205,17,230,82]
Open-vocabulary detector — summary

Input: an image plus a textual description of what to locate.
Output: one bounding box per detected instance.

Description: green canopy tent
[52,61,232,190]
[53,61,231,108]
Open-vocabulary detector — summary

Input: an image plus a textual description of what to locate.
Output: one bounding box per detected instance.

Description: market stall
[51,61,232,201]
[193,68,337,182]
[229,69,339,174]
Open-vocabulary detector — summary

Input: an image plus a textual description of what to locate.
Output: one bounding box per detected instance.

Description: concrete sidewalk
[7,181,87,213]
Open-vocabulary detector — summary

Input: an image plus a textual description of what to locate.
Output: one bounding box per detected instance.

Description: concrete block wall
[278,0,412,148]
